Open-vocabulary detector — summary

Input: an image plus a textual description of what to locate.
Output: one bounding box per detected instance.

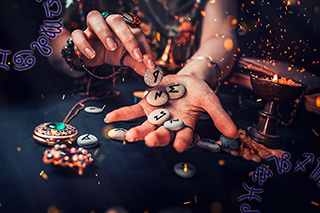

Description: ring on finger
[121,12,141,27]
[101,11,112,19]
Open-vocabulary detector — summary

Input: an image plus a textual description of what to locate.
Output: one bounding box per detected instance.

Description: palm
[105,75,238,152]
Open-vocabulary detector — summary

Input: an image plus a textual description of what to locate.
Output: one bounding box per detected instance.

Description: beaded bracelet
[61,38,128,80]
[186,56,221,92]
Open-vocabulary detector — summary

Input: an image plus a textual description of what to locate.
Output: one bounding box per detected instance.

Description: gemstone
[48,122,66,130]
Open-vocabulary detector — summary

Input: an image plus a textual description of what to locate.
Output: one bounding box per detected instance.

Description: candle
[133,91,148,104]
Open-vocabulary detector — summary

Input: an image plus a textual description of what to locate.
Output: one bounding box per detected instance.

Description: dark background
[1,0,320,213]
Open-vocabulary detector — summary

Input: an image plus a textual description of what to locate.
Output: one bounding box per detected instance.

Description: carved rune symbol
[154,91,163,100]
[153,70,160,83]
[168,84,179,93]
[82,134,91,140]
[154,111,166,121]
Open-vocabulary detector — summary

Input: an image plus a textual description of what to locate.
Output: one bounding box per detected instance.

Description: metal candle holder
[249,74,307,149]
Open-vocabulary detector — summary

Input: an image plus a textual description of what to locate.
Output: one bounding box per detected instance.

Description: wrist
[178,56,221,91]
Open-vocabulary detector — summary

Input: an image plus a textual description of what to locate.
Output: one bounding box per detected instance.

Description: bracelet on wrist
[61,38,128,80]
[186,56,222,92]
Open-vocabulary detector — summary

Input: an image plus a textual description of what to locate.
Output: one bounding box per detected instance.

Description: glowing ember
[272,74,278,82]
[316,97,320,107]
[183,201,191,205]
[262,74,301,86]
[183,163,188,172]
[218,160,225,166]
[311,201,319,206]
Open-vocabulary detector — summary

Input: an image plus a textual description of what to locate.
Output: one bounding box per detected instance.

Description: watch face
[33,122,79,146]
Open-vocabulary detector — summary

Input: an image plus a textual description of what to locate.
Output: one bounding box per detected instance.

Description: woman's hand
[71,10,155,75]
[104,74,238,152]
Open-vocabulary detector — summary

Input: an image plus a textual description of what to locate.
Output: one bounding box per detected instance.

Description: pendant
[33,122,79,146]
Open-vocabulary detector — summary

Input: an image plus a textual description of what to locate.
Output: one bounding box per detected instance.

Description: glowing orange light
[156,32,161,42]
[231,18,237,25]
[316,97,320,107]
[210,0,216,4]
[183,164,188,172]
[201,11,206,16]
[17,147,21,152]
[272,74,278,82]
[50,129,57,136]
[218,160,225,166]
[311,201,319,206]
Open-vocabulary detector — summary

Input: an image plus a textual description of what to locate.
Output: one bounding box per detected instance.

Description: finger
[173,126,194,153]
[106,14,143,62]
[144,126,172,147]
[121,54,146,76]
[104,104,145,123]
[131,27,155,70]
[203,92,238,139]
[125,121,156,142]
[71,29,96,59]
[86,10,117,51]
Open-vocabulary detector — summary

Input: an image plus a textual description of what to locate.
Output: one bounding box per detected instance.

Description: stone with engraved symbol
[108,128,127,141]
[165,83,186,100]
[77,133,99,148]
[164,119,184,131]
[146,89,169,106]
[84,106,103,114]
[144,66,164,87]
[148,109,171,125]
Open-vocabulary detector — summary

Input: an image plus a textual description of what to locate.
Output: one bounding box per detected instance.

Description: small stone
[219,135,240,150]
[108,128,127,141]
[84,106,103,114]
[146,89,169,106]
[77,134,99,148]
[165,83,186,100]
[174,162,196,178]
[144,66,164,87]
[164,119,184,131]
[197,138,222,152]
[199,112,210,121]
[148,109,171,125]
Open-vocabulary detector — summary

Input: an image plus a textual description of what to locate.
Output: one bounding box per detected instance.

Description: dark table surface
[1,73,320,213]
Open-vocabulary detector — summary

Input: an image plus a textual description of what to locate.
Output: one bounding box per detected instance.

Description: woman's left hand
[104,74,238,152]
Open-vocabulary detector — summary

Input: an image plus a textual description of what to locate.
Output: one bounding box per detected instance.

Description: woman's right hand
[71,10,155,75]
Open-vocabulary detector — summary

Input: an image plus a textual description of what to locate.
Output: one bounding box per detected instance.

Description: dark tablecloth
[0,75,320,213]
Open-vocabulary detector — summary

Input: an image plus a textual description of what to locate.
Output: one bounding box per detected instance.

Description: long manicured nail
[133,47,143,62]
[106,37,117,51]
[85,48,95,59]
[147,59,155,69]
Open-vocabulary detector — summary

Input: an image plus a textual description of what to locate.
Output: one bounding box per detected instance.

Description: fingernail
[147,59,155,69]
[133,48,143,62]
[104,118,109,123]
[85,48,95,59]
[106,37,117,51]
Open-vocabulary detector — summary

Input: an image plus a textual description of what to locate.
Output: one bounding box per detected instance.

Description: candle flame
[183,164,188,172]
[272,74,278,82]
